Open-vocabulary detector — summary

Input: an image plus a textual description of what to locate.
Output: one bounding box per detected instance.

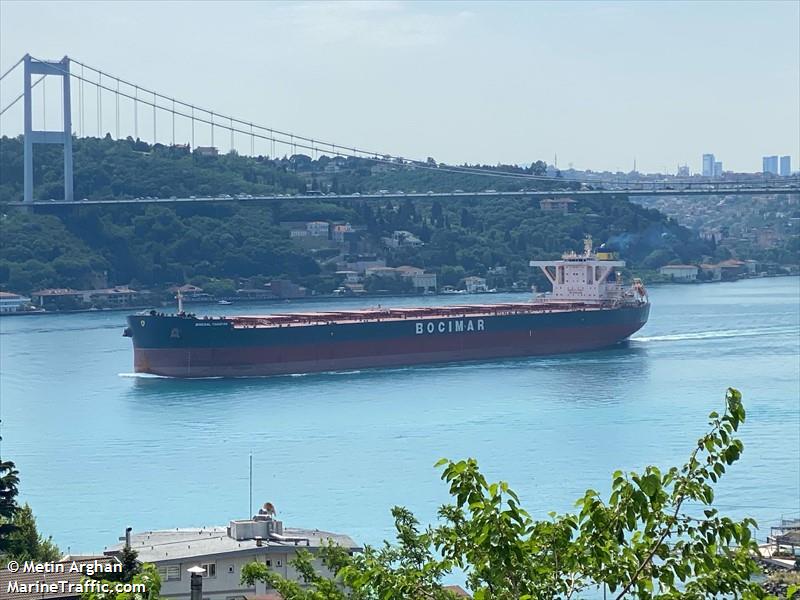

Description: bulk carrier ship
[124,239,649,378]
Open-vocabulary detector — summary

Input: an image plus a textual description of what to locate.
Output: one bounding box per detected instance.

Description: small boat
[218,300,232,305]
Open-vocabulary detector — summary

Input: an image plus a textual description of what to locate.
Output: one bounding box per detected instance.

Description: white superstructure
[530,237,647,305]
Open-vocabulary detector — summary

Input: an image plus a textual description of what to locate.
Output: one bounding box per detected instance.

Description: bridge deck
[6,186,799,206]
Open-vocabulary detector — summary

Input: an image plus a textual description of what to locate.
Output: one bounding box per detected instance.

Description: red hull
[133,322,641,378]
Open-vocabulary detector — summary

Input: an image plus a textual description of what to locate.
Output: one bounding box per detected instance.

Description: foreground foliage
[81,562,162,600]
[0,459,61,561]
[0,460,20,554]
[2,503,61,561]
[243,388,781,599]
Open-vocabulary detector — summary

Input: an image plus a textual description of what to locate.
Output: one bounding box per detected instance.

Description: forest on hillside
[0,136,721,295]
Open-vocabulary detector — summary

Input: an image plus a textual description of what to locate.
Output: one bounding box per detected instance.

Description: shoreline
[1,274,797,318]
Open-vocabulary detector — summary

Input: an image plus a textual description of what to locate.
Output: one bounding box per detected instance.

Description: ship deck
[212,301,631,329]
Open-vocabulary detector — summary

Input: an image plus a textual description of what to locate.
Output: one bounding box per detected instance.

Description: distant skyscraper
[763,155,779,175]
[713,161,723,177]
[677,165,690,177]
[779,155,791,176]
[702,154,715,177]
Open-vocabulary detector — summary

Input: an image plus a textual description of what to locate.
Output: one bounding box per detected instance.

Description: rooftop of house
[104,511,360,564]
[32,288,80,296]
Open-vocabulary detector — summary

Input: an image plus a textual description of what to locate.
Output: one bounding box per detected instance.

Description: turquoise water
[1,278,798,558]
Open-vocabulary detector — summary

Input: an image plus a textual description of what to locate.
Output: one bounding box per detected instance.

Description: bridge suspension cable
[0,74,44,117]
[37,55,589,183]
[18,54,800,188]
[0,56,24,82]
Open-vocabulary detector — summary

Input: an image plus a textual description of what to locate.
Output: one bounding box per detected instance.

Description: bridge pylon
[23,54,73,203]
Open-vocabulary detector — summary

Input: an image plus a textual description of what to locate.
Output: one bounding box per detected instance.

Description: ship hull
[127,304,649,378]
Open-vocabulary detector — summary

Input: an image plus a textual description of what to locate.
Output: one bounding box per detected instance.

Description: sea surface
[1,277,798,560]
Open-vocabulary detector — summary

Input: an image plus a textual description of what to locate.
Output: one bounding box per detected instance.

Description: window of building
[265,560,271,567]
[275,560,282,568]
[158,565,181,581]
[200,563,216,578]
[227,565,235,574]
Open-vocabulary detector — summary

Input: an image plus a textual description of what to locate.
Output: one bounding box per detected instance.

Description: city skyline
[1,1,798,173]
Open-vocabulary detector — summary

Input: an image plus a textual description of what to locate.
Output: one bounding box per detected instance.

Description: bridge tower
[23,54,73,203]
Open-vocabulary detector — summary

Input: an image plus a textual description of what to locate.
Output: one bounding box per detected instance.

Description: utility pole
[249,453,253,517]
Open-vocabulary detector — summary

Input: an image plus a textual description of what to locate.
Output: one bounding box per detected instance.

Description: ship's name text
[415,319,485,335]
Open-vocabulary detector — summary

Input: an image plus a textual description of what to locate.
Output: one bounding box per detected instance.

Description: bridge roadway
[6,185,800,206]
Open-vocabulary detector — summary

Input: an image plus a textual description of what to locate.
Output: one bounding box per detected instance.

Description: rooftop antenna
[249,452,253,517]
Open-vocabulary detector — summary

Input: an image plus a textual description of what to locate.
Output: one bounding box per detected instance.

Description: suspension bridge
[1,54,798,206]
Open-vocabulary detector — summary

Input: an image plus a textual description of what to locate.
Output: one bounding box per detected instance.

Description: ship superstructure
[530,237,647,305]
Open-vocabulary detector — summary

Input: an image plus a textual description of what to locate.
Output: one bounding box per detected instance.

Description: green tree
[82,562,161,600]
[241,389,773,599]
[3,503,61,561]
[0,460,19,552]
[100,544,141,584]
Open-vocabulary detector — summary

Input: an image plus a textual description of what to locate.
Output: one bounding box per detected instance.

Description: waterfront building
[658,265,699,282]
[677,165,690,177]
[265,280,307,299]
[169,284,212,303]
[699,263,723,281]
[763,155,779,175]
[396,266,437,293]
[717,259,748,280]
[713,161,723,178]
[463,276,488,294]
[30,287,142,310]
[104,506,359,600]
[780,155,791,176]
[0,291,31,313]
[702,154,715,177]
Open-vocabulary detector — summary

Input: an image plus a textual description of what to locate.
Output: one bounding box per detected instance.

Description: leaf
[640,474,659,498]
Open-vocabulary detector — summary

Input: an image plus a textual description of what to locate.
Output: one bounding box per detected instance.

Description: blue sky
[1,0,797,173]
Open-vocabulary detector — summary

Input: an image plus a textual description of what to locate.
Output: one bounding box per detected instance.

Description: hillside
[0,135,719,297]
